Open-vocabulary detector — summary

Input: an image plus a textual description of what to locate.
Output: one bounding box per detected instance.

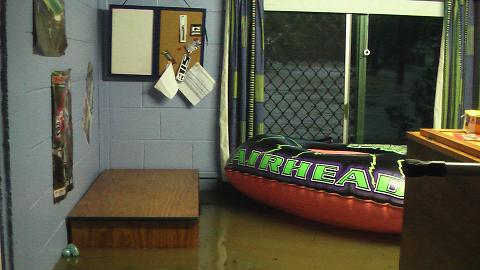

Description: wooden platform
[67,169,199,248]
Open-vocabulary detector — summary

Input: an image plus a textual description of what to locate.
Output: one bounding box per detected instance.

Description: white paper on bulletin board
[111,9,154,75]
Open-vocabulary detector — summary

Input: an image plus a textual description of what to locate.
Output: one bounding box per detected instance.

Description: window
[264,0,443,144]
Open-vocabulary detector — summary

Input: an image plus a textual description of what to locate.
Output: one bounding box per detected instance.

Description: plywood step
[67,169,199,248]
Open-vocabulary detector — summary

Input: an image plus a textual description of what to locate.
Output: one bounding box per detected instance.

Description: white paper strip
[179,15,187,43]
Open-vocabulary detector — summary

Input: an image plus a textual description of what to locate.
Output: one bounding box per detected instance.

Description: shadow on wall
[147,84,194,108]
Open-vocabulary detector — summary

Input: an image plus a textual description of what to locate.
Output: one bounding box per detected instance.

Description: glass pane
[264,12,346,142]
[354,15,442,144]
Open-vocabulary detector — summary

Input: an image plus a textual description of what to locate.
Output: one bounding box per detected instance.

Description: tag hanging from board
[176,54,191,82]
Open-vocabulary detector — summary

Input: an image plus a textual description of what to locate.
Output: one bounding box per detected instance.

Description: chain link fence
[264,13,346,142]
[264,61,345,142]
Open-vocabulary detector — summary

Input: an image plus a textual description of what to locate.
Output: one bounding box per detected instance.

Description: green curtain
[226,0,265,150]
[441,0,480,128]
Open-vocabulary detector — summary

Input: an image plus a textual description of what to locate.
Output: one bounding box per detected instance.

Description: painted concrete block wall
[6,1,101,269]
[100,0,224,180]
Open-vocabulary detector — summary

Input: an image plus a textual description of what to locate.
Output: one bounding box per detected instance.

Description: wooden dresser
[400,129,480,270]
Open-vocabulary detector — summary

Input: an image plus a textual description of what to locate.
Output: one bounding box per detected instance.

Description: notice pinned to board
[154,62,178,99]
[178,63,216,106]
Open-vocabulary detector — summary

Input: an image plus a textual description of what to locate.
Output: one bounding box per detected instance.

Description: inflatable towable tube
[225,135,406,233]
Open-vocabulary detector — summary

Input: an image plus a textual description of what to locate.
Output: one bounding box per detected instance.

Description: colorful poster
[33,0,68,56]
[82,62,94,144]
[51,70,73,203]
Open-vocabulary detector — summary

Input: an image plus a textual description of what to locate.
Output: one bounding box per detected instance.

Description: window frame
[264,0,443,17]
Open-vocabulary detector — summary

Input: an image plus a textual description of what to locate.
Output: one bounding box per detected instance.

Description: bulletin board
[104,5,206,82]
[158,9,205,75]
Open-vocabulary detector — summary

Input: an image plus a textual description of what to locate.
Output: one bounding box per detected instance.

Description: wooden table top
[407,131,480,162]
[68,169,199,220]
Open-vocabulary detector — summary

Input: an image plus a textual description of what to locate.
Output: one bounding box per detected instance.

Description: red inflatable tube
[226,170,403,234]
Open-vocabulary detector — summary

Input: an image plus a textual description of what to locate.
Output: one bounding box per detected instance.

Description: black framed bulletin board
[104,5,206,81]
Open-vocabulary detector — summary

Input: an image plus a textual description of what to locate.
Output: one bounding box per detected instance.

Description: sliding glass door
[264,2,443,144]
[352,15,442,144]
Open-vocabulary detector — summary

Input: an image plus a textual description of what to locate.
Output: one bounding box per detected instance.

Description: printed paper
[178,63,216,106]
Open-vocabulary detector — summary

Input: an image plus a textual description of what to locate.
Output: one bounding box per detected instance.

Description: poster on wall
[51,70,73,203]
[82,62,94,144]
[33,0,68,56]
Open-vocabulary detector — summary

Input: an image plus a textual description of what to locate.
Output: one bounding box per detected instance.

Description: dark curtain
[227,0,265,150]
[441,0,480,127]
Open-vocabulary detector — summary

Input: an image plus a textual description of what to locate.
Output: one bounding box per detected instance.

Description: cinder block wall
[5,1,224,269]
[100,0,224,181]
[6,1,101,269]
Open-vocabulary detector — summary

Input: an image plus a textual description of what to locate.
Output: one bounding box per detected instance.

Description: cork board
[158,9,205,75]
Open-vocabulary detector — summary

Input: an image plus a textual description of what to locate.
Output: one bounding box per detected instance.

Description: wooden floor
[54,188,401,270]
[67,169,199,248]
